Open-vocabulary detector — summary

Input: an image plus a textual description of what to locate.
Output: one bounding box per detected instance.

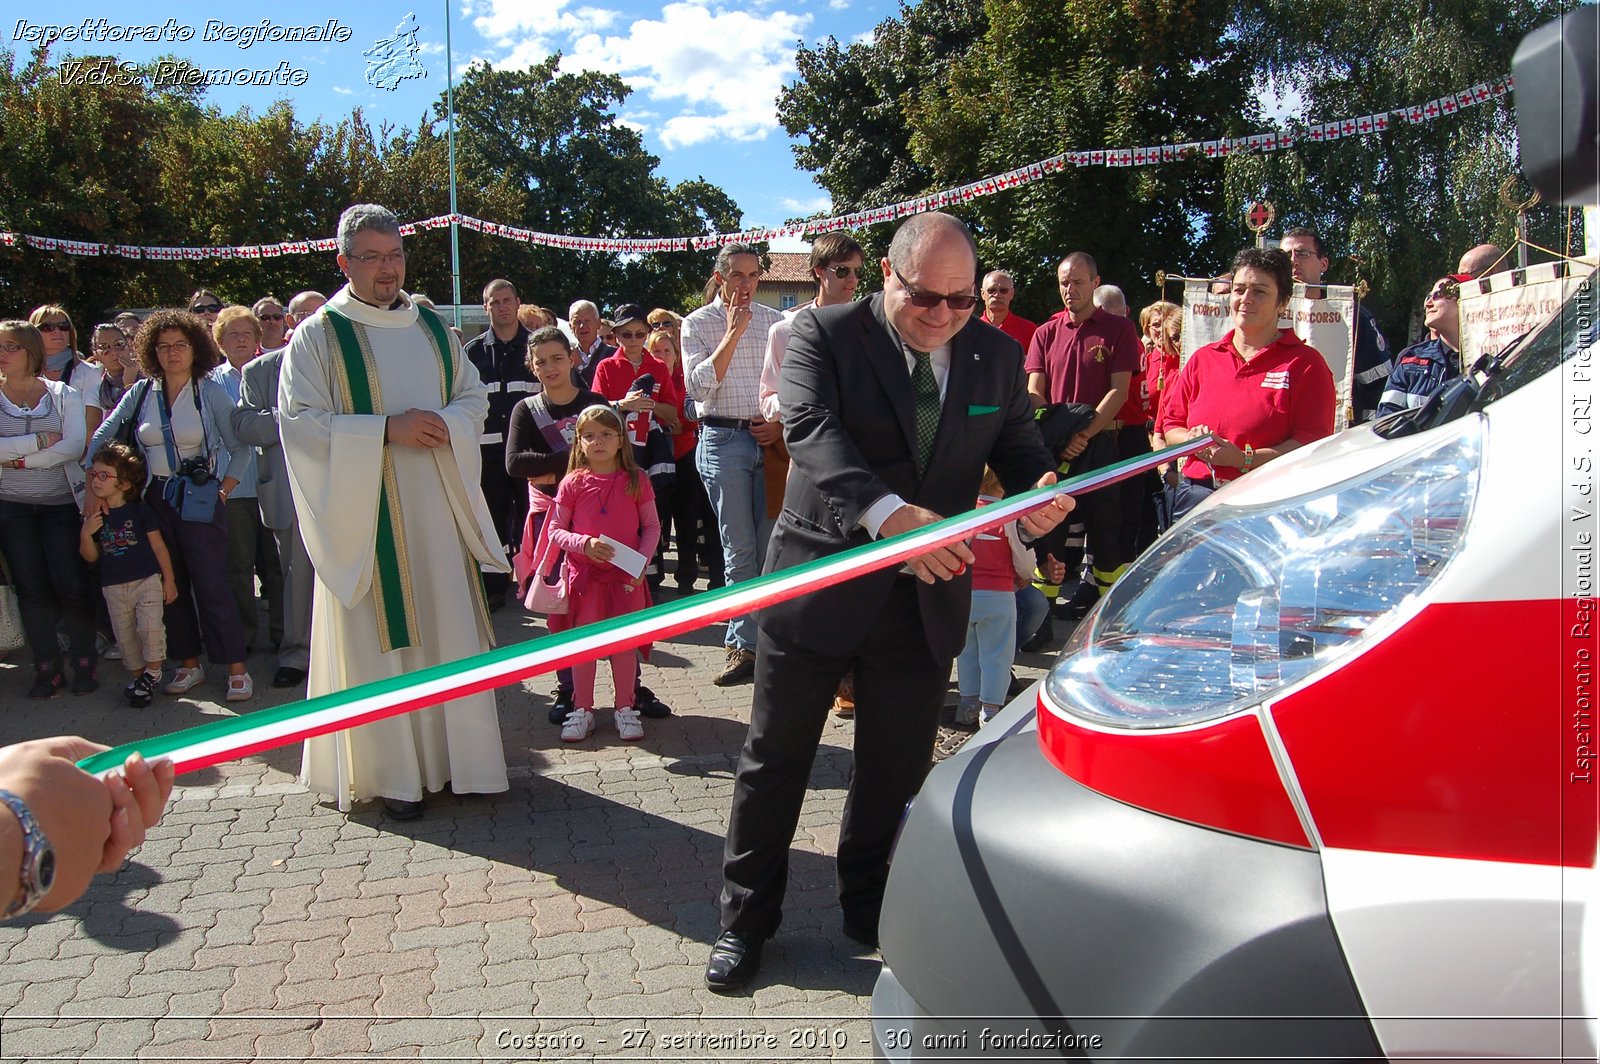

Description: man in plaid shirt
[682,243,785,686]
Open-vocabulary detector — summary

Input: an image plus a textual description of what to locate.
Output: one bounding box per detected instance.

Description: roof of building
[763,252,815,285]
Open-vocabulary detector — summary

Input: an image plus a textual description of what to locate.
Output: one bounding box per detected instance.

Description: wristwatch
[0,789,55,917]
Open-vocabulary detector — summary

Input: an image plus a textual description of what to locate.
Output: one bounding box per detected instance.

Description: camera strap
[155,379,210,477]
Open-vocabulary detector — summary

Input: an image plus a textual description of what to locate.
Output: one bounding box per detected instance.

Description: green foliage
[780,0,1585,342]
[0,46,742,326]
[1225,0,1582,339]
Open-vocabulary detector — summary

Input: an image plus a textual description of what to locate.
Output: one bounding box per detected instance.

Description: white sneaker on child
[560,708,595,742]
[614,707,643,741]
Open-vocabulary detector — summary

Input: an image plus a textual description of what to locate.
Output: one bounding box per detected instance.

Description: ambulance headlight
[1044,420,1482,729]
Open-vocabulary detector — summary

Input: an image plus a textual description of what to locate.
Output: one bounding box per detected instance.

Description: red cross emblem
[1441,97,1458,113]
[1424,101,1441,118]
[1373,115,1389,131]
[1358,117,1373,134]
[1246,200,1275,234]
[1473,84,1491,102]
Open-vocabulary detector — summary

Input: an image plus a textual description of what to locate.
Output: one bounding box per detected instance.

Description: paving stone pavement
[0,580,1057,1062]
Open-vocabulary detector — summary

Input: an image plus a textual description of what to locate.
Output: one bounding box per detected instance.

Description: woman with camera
[89,310,253,702]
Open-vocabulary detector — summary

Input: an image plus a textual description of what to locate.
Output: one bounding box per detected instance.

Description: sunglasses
[892,268,979,311]
[1426,283,1461,302]
[615,329,649,340]
[649,321,672,330]
[257,312,285,322]
[825,265,863,279]
[190,304,222,314]
[36,321,71,333]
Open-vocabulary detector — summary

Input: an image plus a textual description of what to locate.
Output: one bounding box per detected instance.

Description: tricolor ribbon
[77,437,1210,778]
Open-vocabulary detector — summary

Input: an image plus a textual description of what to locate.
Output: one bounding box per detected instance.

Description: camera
[177,456,212,485]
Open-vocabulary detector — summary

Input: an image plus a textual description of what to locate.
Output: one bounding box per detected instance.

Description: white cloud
[332,85,354,95]
[418,41,447,55]
[779,194,832,214]
[475,1,811,150]
[828,0,850,9]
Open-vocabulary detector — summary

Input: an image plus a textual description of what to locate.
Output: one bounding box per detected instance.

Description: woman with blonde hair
[0,321,96,696]
[30,304,105,441]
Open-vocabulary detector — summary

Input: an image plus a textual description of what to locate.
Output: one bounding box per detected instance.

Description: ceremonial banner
[75,438,1211,778]
[1458,261,1594,365]
[1179,278,1359,430]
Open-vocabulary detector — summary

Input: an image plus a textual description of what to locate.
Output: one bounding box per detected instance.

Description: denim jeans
[696,426,773,651]
[956,589,1017,706]
[1015,584,1049,652]
[0,498,96,667]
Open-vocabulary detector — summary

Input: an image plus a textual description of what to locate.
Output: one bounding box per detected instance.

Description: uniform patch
[1261,369,1292,390]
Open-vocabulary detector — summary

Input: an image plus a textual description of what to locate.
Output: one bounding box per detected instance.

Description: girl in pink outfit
[544,406,661,742]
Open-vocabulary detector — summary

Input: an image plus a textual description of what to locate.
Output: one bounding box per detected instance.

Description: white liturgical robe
[280,285,511,807]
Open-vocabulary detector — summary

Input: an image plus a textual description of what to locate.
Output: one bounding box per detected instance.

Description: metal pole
[444,0,463,326]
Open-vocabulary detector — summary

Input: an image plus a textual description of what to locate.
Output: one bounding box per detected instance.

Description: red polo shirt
[983,310,1038,352]
[1158,329,1336,482]
[593,350,685,448]
[1024,307,1141,407]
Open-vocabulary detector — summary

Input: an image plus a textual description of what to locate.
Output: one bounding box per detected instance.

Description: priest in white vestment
[280,204,511,818]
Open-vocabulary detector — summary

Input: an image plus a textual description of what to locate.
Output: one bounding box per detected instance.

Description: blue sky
[8,1,891,243]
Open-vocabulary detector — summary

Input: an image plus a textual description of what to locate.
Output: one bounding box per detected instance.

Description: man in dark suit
[706,213,1074,990]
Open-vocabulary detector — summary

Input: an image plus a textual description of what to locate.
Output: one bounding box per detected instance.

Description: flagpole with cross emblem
[1246,200,1276,248]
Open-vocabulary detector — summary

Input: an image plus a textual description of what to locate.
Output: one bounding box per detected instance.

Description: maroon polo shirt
[1158,329,1336,482]
[1024,307,1141,406]
[983,310,1038,352]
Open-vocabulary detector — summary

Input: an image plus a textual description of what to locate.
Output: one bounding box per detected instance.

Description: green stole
[323,304,455,653]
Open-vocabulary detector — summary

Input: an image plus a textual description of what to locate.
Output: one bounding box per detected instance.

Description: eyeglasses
[1426,283,1461,302]
[35,321,71,333]
[87,469,119,483]
[257,312,285,322]
[155,341,193,355]
[615,329,648,340]
[825,265,862,279]
[0,342,26,354]
[891,268,979,311]
[348,250,407,268]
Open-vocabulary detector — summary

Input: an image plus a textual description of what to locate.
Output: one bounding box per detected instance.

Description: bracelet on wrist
[1242,443,1256,470]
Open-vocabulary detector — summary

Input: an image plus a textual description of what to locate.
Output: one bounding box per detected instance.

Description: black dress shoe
[383,797,424,821]
[842,917,879,949]
[705,930,765,991]
[272,667,306,688]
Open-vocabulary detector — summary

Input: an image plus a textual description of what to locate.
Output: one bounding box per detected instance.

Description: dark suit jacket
[762,294,1052,660]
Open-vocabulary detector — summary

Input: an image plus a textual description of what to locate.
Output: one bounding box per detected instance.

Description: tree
[902,0,1251,316]
[1225,0,1580,341]
[779,0,988,214]
[0,46,744,326]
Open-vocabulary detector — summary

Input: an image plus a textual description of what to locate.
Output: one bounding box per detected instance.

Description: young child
[542,405,661,742]
[955,468,1034,727]
[79,445,178,707]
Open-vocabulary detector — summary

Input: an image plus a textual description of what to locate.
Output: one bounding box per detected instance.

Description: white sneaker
[164,665,205,695]
[614,707,643,741]
[560,708,595,742]
[226,673,254,702]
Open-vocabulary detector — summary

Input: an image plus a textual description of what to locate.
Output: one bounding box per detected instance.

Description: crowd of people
[0,203,1497,944]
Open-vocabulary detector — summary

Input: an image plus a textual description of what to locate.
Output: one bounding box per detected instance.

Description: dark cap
[612,303,648,329]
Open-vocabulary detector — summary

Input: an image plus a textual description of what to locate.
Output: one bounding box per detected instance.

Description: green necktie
[911,349,940,471]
